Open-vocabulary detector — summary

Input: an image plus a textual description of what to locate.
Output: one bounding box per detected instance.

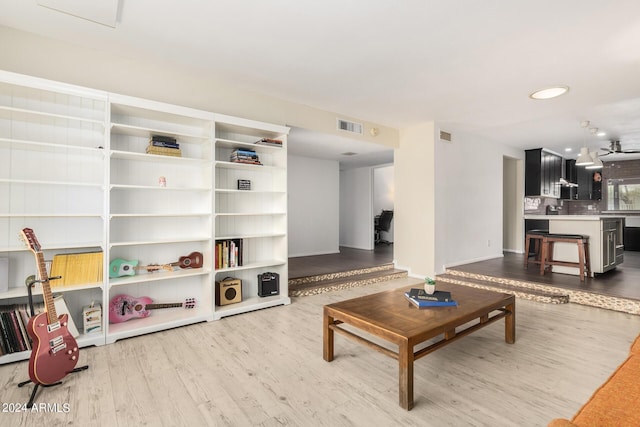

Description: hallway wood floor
[288,245,393,279]
[1,276,639,426]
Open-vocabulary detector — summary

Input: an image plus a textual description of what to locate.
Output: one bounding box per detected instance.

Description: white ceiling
[3,1,640,165]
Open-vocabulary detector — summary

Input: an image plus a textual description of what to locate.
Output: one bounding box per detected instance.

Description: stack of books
[215,239,244,269]
[404,288,458,307]
[0,295,79,355]
[146,135,181,157]
[255,138,283,147]
[231,149,261,165]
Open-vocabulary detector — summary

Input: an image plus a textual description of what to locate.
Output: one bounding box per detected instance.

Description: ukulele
[109,251,203,278]
[20,228,79,385]
[108,295,196,323]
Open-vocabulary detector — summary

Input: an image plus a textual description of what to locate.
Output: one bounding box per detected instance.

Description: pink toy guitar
[109,295,196,324]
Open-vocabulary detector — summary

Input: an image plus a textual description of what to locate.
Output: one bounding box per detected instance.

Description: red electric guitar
[20,228,79,385]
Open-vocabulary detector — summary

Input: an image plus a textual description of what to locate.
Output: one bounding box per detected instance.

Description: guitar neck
[35,251,58,324]
[145,303,184,310]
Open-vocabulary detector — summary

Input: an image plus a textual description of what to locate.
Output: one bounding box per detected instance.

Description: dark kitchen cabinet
[561,159,577,199]
[525,148,563,198]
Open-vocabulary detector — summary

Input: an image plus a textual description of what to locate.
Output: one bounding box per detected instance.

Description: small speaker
[216,278,242,306]
[258,272,279,297]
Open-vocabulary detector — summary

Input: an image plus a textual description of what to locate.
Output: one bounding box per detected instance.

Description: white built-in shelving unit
[0,70,290,363]
[213,115,290,319]
[0,71,108,363]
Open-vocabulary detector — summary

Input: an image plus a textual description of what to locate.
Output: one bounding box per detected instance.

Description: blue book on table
[404,292,458,308]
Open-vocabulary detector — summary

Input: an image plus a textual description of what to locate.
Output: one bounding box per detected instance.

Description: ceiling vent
[439,130,452,142]
[337,119,363,135]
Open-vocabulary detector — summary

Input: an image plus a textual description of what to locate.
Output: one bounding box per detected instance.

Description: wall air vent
[337,118,363,135]
[439,130,452,142]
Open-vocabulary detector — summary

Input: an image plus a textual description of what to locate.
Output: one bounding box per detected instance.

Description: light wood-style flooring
[1,276,639,426]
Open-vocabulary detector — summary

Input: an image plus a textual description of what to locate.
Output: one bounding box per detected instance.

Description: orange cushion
[571,353,640,426]
[630,334,640,355]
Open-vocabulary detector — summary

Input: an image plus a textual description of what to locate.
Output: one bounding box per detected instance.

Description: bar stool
[524,229,549,268]
[539,234,590,282]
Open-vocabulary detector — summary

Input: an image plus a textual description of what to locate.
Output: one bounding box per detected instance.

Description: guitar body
[109,294,154,324]
[27,312,79,385]
[109,258,138,278]
[178,252,203,269]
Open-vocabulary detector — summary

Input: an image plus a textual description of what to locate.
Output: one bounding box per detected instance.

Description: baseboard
[443,253,504,269]
[503,248,524,254]
[288,250,340,258]
[338,244,373,251]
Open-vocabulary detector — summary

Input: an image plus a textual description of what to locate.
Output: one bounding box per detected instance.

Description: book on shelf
[230,149,261,165]
[49,251,103,288]
[255,138,283,147]
[406,288,453,302]
[150,140,180,149]
[0,295,79,356]
[404,292,458,308]
[215,239,244,269]
[151,135,178,145]
[146,144,182,157]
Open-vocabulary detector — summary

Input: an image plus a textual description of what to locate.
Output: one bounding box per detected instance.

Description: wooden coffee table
[323,283,515,410]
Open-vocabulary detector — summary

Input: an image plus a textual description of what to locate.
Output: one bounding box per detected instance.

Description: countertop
[524,215,625,221]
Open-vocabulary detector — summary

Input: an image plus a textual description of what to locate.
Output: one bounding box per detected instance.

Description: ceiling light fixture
[576,147,594,165]
[529,85,569,100]
[585,151,603,169]
[575,121,594,166]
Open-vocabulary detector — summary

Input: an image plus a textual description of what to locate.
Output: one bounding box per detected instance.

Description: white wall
[394,123,436,278]
[288,155,339,257]
[373,165,394,242]
[434,129,525,272]
[340,167,373,250]
[0,26,398,150]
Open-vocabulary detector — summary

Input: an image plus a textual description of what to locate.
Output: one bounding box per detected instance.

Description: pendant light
[575,147,594,165]
[585,151,603,169]
[575,121,594,166]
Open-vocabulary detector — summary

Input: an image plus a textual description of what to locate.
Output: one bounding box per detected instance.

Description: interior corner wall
[288,155,339,257]
[339,167,373,250]
[373,165,394,242]
[394,123,436,277]
[434,129,525,272]
[503,157,523,253]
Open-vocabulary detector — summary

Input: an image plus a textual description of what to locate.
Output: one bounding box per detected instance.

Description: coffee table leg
[505,301,516,344]
[399,339,414,410]
[323,310,334,362]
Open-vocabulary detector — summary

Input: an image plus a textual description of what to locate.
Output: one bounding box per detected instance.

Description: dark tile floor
[288,244,393,278]
[450,251,640,301]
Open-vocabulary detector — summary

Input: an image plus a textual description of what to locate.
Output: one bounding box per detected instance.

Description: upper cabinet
[525,148,563,198]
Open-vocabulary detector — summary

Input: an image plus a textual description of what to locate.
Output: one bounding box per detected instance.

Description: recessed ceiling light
[529,86,569,100]
[597,131,606,136]
[565,148,572,152]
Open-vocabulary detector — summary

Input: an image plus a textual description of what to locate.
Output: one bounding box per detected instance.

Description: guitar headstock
[20,228,41,254]
[184,298,196,309]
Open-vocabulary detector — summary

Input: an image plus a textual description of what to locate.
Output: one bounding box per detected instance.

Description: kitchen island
[524,215,625,276]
